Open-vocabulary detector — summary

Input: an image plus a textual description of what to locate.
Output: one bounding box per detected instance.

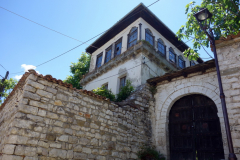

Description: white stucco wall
[83,54,142,94]
[88,18,197,73]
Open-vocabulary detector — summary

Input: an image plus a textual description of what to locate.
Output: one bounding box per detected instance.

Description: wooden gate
[169,94,225,160]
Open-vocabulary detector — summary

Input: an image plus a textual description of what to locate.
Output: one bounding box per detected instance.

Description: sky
[0,0,213,81]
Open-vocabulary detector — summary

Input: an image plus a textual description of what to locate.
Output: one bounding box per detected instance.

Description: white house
[80,3,203,94]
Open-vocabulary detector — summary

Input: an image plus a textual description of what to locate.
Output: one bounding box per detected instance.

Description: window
[190,61,196,66]
[119,76,126,90]
[178,56,185,69]
[114,38,122,57]
[103,83,108,90]
[128,27,138,48]
[105,46,112,63]
[169,48,176,63]
[157,39,165,57]
[145,29,154,46]
[96,53,103,68]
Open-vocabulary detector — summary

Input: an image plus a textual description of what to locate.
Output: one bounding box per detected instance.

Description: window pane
[105,49,112,63]
[169,51,176,63]
[158,42,165,56]
[128,30,137,48]
[120,77,126,89]
[146,33,153,46]
[191,61,195,66]
[179,58,185,69]
[115,41,122,56]
[96,55,102,68]
[103,84,108,90]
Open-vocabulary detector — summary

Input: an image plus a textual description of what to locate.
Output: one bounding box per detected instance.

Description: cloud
[14,75,22,80]
[14,64,40,80]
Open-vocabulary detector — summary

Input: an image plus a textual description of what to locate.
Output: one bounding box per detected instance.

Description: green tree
[92,86,115,101]
[176,0,240,60]
[64,53,91,89]
[0,78,18,105]
[116,80,134,102]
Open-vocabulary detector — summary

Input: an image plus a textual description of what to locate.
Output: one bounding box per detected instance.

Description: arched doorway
[169,94,225,160]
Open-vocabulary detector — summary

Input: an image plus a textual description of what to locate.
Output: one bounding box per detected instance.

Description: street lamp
[194,8,237,160]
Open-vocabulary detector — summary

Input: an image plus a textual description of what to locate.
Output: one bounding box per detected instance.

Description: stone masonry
[0,71,154,160]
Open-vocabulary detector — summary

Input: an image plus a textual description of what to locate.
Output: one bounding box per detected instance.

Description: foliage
[149,85,157,95]
[176,0,240,60]
[137,145,165,160]
[92,86,115,101]
[116,80,134,102]
[64,53,91,89]
[0,78,18,105]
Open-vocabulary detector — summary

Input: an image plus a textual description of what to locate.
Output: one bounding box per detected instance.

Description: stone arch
[154,85,228,159]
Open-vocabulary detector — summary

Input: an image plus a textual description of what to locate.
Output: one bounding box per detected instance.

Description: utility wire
[10,0,161,75]
[0,75,4,79]
[0,64,7,71]
[0,6,99,49]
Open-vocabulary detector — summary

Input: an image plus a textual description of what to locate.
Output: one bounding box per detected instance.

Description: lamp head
[194,8,212,22]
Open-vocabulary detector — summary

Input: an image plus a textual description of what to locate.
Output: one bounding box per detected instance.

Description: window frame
[95,52,103,69]
[127,27,138,49]
[169,48,176,63]
[119,76,126,90]
[114,37,122,57]
[145,28,154,47]
[190,61,196,66]
[178,55,186,69]
[157,39,166,57]
[104,45,112,63]
[102,83,108,90]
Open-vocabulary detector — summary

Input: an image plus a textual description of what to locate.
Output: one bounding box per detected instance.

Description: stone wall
[0,72,152,160]
[216,38,240,159]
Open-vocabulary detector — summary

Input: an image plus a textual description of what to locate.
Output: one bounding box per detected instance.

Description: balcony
[80,41,178,85]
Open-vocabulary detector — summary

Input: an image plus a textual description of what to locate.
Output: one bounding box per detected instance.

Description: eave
[147,59,216,85]
[86,3,190,55]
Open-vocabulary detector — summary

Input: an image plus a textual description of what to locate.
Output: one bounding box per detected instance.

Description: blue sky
[0,0,213,81]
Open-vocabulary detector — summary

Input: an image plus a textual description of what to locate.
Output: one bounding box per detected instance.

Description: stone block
[46,86,57,94]
[82,147,91,154]
[7,135,28,144]
[28,80,45,89]
[49,149,67,159]
[56,93,68,101]
[46,112,59,119]
[2,144,16,154]
[25,147,37,156]
[74,152,87,159]
[24,85,36,93]
[99,150,108,155]
[27,114,44,122]
[79,137,90,145]
[15,145,25,155]
[67,150,74,159]
[38,109,46,117]
[58,135,69,142]
[73,145,82,152]
[38,79,52,86]
[50,143,61,148]
[36,89,53,99]
[19,104,38,115]
[29,100,47,109]
[13,119,34,129]
[54,100,63,106]
[2,155,23,160]
[38,141,49,148]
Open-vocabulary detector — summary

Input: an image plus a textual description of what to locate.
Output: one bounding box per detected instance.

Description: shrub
[116,80,134,102]
[137,145,165,160]
[92,86,115,101]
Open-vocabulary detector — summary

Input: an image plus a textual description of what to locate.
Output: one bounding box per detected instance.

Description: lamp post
[194,8,237,160]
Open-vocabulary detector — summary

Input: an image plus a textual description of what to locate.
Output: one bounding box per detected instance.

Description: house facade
[80,3,202,94]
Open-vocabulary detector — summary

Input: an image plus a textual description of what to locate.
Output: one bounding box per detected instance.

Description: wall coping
[0,70,111,111]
